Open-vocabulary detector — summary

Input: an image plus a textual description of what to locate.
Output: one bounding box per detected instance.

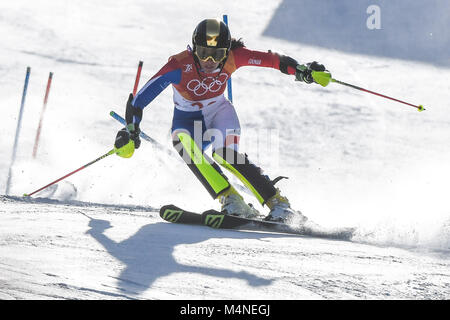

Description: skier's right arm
[115,58,182,157]
[128,58,182,128]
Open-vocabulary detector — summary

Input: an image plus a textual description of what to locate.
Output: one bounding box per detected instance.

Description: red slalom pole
[33,72,54,158]
[132,61,143,96]
[24,149,116,197]
[331,78,425,112]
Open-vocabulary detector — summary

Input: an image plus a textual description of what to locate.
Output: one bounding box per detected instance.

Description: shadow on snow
[85,215,291,296]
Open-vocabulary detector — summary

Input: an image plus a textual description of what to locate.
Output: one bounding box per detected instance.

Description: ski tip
[159,205,183,222]
[417,105,425,112]
[159,204,183,217]
[159,204,177,215]
[109,111,115,116]
[23,193,29,197]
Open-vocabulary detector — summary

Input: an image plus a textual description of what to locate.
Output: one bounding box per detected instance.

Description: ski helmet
[192,19,231,63]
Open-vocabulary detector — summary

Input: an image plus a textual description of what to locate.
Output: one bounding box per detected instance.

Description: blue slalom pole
[109,111,160,145]
[109,110,180,161]
[223,14,233,103]
[6,66,31,195]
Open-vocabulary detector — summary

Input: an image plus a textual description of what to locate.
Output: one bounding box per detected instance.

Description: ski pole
[33,72,54,158]
[6,66,31,195]
[23,148,116,197]
[109,110,182,161]
[331,78,425,112]
[110,111,161,145]
[223,14,233,103]
[311,71,425,112]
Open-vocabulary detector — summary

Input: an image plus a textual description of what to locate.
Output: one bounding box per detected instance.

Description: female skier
[114,18,327,223]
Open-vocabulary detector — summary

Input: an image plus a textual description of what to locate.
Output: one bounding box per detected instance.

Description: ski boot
[218,186,260,219]
[264,189,308,225]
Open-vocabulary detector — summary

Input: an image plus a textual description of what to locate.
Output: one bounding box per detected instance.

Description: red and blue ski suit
[128,46,297,201]
[130,46,296,152]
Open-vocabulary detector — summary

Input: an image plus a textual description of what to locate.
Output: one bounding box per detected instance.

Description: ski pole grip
[311,71,332,87]
[125,93,134,125]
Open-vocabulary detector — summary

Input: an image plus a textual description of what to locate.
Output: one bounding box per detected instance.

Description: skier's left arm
[278,55,329,86]
[232,47,329,85]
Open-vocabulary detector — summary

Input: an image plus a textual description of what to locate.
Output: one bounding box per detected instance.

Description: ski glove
[295,61,326,84]
[114,125,141,158]
[128,124,141,149]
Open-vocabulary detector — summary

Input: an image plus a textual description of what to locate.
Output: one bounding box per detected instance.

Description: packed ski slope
[1,0,449,300]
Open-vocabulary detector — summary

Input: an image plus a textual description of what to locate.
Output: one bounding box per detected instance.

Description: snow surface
[0,0,449,299]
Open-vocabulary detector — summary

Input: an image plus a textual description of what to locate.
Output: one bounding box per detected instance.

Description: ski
[160,204,355,241]
[160,204,203,225]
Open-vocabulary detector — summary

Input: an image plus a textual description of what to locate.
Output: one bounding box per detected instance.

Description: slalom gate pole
[32,72,54,158]
[132,61,143,96]
[223,14,233,103]
[5,66,31,195]
[331,78,425,112]
[109,110,180,161]
[110,111,159,144]
[23,149,116,197]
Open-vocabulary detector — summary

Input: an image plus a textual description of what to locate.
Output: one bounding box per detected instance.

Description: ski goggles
[195,46,228,63]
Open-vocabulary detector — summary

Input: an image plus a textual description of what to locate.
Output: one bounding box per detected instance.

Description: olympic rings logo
[187,73,229,96]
